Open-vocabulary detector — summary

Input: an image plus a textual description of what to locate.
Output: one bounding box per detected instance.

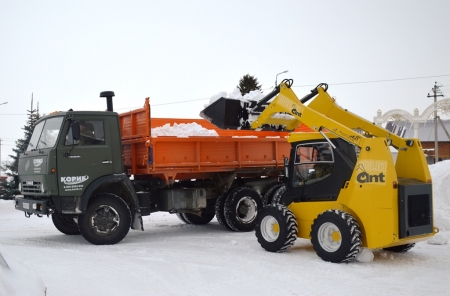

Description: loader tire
[270,185,289,206]
[255,204,298,252]
[310,210,362,263]
[52,214,80,235]
[262,184,284,206]
[78,193,131,245]
[215,192,234,230]
[383,243,415,253]
[224,187,263,232]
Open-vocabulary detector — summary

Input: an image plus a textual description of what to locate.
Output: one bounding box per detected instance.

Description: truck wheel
[270,185,288,206]
[255,204,298,252]
[383,243,415,253]
[215,193,233,230]
[176,213,189,224]
[224,187,263,232]
[310,210,362,263]
[182,212,215,225]
[262,184,284,206]
[78,193,131,245]
[51,214,80,235]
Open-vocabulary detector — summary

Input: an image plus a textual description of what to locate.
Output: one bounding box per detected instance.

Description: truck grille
[22,182,42,193]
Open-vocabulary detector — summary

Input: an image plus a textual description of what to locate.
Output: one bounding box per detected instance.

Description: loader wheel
[310,210,362,263]
[255,204,298,252]
[270,185,289,206]
[52,214,80,235]
[224,187,263,232]
[215,191,235,230]
[383,243,415,253]
[262,184,284,206]
[78,193,131,245]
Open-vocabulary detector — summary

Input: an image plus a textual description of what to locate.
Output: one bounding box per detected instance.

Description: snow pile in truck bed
[152,122,219,137]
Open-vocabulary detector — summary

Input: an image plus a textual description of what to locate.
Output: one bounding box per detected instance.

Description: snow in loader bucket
[199,85,288,131]
[199,79,322,131]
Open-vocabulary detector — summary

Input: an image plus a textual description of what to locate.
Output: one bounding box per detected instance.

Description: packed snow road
[0,199,449,296]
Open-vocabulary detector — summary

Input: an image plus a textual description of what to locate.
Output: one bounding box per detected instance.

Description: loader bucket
[199,97,245,129]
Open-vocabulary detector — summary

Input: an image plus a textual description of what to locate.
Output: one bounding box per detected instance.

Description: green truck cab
[15,98,143,245]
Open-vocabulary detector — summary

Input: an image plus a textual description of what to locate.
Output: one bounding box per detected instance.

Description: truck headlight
[40,183,44,193]
[18,183,22,192]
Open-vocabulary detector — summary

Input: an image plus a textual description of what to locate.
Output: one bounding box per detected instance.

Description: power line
[291,74,450,88]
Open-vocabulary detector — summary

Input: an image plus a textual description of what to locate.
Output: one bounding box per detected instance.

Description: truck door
[56,118,113,196]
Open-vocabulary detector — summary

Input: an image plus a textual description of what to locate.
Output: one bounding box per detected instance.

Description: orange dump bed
[119,98,310,183]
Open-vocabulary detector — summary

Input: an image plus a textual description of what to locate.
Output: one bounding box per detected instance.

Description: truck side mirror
[72,121,80,141]
[284,157,289,177]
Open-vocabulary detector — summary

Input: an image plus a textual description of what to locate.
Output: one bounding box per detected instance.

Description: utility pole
[427,82,444,164]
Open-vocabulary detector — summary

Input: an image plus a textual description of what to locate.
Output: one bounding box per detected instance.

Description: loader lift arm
[251,80,404,150]
[249,80,431,182]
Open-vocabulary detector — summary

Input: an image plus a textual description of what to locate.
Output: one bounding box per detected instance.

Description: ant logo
[292,104,302,117]
[356,161,386,184]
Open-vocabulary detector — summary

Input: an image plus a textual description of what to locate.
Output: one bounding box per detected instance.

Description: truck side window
[293,143,334,186]
[65,120,105,146]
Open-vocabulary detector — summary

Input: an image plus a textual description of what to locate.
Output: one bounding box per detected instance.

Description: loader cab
[286,134,357,202]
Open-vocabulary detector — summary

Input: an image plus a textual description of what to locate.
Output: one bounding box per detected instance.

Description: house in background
[385,119,450,164]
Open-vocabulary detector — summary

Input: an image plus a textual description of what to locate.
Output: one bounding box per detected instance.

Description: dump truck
[200,79,438,263]
[13,92,313,245]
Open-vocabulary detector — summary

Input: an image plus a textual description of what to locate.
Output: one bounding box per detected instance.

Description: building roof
[385,119,450,142]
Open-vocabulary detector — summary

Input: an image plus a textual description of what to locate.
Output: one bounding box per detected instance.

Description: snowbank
[151,122,218,137]
[0,249,46,296]
[429,160,450,230]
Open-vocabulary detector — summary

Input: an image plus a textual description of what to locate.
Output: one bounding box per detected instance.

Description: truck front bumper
[15,197,50,215]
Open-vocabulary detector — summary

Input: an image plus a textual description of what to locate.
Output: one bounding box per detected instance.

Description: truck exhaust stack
[100,91,115,112]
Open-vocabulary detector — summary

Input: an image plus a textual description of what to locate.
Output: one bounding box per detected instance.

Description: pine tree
[237,74,262,96]
[1,94,40,199]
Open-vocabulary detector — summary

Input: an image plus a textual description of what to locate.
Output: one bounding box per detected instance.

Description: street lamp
[275,70,288,88]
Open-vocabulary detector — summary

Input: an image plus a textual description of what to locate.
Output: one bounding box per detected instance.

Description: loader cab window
[65,120,106,146]
[293,142,334,186]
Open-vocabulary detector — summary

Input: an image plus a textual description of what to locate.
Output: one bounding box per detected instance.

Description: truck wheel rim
[235,196,257,223]
[91,205,120,234]
[260,215,279,242]
[317,222,341,252]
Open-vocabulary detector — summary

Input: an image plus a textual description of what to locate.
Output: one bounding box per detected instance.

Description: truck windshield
[26,117,64,151]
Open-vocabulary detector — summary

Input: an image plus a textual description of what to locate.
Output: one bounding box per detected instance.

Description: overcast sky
[1,0,449,166]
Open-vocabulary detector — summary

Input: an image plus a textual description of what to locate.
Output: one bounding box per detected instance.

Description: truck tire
[182,212,215,225]
[215,193,233,230]
[383,243,415,253]
[255,204,298,252]
[310,210,362,263]
[224,187,263,232]
[51,214,80,235]
[78,193,131,245]
[176,213,189,224]
[262,184,284,206]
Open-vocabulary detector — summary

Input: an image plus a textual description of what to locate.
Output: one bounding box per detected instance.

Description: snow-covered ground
[1,161,450,296]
